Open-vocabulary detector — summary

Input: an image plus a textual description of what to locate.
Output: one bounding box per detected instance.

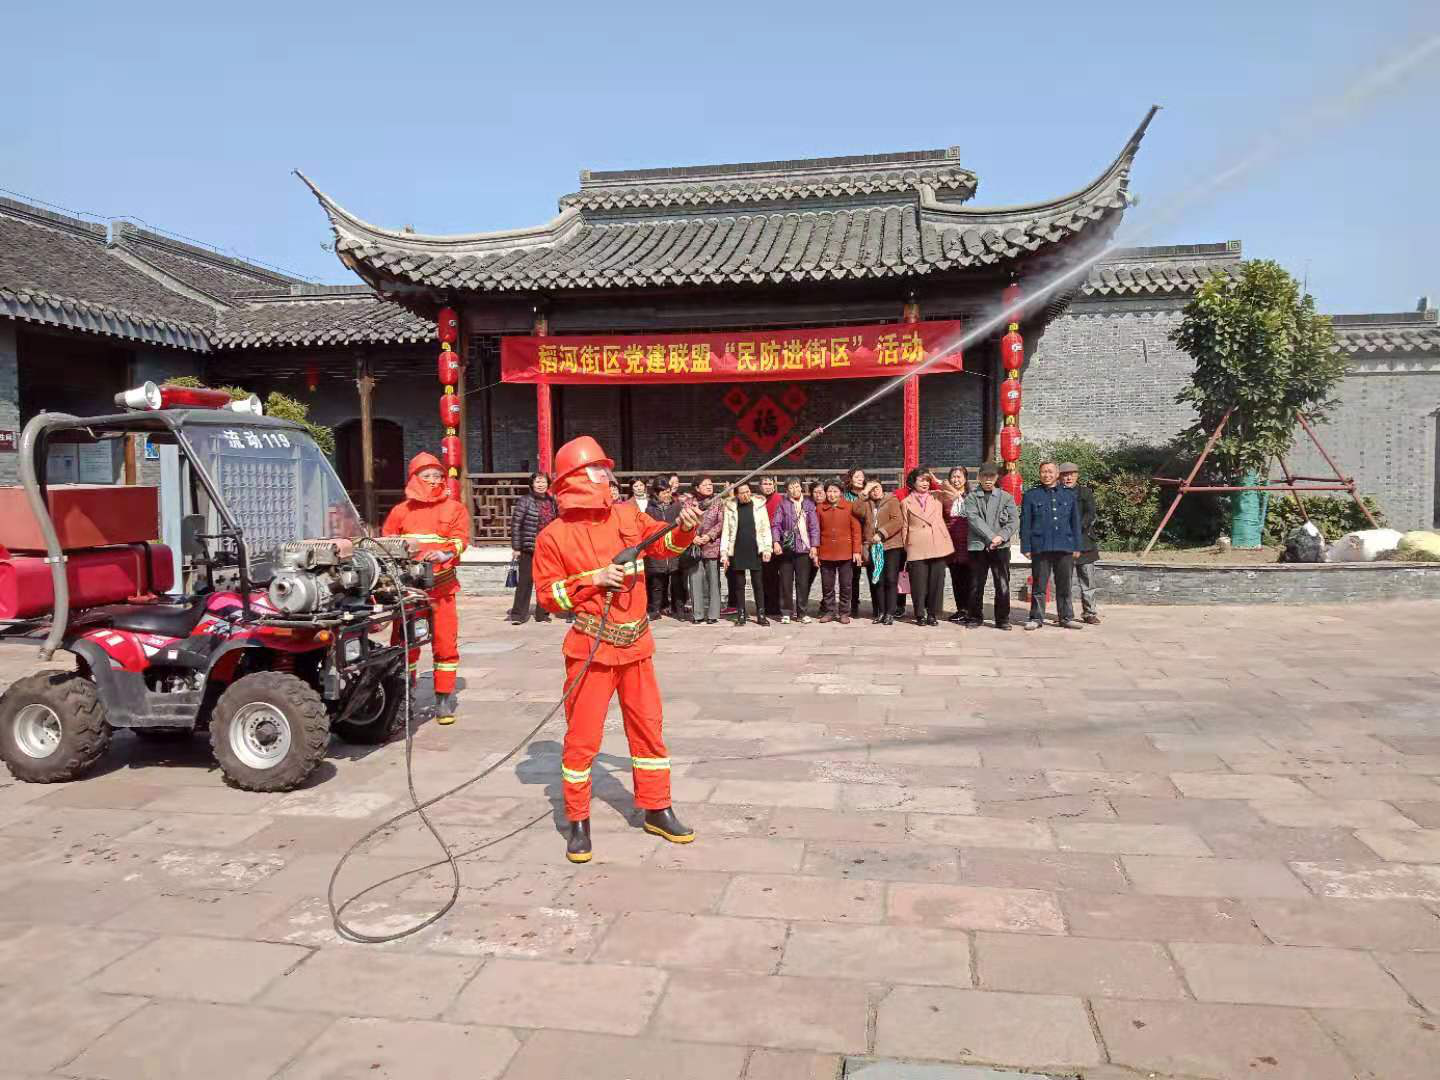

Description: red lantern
[437,307,459,345]
[439,393,461,428]
[305,363,319,393]
[1000,378,1022,416]
[440,434,463,470]
[1001,327,1024,373]
[999,424,1023,462]
[1002,282,1022,321]
[438,350,461,387]
[999,470,1024,503]
[444,476,463,502]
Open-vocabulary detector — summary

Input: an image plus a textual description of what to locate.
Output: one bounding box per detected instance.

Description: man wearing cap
[1059,462,1101,624]
[531,435,701,864]
[1019,461,1083,631]
[962,463,1018,629]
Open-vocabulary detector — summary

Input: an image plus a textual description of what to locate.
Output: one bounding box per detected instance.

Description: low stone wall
[460,549,1440,605]
[1082,560,1440,604]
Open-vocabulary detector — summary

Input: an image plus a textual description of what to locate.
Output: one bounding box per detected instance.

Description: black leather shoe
[566,819,592,863]
[947,613,966,624]
[732,614,746,626]
[643,807,695,844]
[756,616,771,627]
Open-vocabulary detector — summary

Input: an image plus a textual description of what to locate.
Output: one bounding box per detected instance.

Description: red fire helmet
[552,435,614,483]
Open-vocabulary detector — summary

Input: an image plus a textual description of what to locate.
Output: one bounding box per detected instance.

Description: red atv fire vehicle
[0,383,435,792]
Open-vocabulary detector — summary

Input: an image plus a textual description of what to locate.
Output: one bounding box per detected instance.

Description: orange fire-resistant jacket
[531,501,696,665]
[381,455,472,594]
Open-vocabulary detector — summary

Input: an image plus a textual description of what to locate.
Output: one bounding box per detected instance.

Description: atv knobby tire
[209,672,330,792]
[0,671,111,783]
[332,671,407,746]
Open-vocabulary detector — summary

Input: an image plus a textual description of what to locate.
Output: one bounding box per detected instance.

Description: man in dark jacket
[1060,462,1101,625]
[1019,461,1083,631]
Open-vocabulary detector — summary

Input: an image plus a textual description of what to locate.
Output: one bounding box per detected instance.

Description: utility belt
[572,611,650,648]
[430,565,458,591]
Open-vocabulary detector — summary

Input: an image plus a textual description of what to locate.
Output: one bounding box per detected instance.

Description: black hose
[327,536,614,944]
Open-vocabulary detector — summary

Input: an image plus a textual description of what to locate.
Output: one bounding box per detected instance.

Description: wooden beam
[356,357,376,527]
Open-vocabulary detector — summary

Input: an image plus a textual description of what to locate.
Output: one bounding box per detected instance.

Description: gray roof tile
[301,109,1160,296]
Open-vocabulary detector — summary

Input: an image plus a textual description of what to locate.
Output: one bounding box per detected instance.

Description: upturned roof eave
[919,106,1159,227]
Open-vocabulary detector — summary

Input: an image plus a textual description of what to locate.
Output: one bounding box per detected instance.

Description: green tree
[1171,260,1345,480]
[1170,260,1345,546]
[161,376,335,457]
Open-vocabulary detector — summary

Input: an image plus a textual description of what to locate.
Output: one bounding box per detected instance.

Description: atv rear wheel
[0,671,111,783]
[209,672,329,792]
[332,671,408,746]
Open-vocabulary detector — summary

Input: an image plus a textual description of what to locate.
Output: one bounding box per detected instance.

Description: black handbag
[504,561,519,589]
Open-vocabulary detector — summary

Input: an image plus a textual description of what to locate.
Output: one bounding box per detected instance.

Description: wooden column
[533,310,554,473]
[356,356,377,527]
[902,295,921,472]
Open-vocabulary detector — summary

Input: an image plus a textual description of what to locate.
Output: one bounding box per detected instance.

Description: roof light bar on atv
[115,380,263,415]
[0,400,436,792]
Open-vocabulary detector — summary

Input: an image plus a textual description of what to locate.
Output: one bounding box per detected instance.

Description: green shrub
[161,376,335,457]
[1017,437,1223,550]
[1261,494,1386,546]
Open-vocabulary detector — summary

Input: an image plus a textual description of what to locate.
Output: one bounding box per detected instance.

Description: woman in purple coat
[771,477,820,624]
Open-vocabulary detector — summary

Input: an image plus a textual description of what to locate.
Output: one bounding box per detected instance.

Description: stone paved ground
[2,598,1440,1080]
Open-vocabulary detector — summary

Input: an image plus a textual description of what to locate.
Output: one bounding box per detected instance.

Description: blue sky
[6,0,1437,313]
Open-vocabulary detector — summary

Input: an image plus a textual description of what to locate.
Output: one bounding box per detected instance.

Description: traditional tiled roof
[1333,308,1440,355]
[300,108,1158,296]
[561,149,977,211]
[212,285,433,349]
[111,222,300,303]
[0,196,430,352]
[0,197,214,349]
[1082,241,1242,297]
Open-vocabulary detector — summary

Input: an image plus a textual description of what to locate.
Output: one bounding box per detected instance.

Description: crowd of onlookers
[508,463,1101,631]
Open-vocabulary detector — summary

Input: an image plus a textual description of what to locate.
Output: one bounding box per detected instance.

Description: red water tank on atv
[0,544,174,619]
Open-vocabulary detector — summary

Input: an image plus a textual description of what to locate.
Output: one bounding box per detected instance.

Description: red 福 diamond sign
[723,436,749,463]
[722,387,750,415]
[736,394,794,453]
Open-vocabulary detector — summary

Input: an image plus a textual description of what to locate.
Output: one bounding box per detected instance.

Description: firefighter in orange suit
[531,435,700,863]
[382,452,471,726]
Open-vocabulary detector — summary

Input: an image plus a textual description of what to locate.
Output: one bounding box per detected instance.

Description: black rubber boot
[643,807,695,844]
[566,819,592,864]
[435,691,458,727]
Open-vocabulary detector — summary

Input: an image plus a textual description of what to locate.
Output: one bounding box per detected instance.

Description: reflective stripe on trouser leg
[431,591,460,695]
[616,657,671,811]
[390,617,423,681]
[561,656,618,821]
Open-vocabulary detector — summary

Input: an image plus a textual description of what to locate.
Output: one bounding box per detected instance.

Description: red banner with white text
[501,320,962,385]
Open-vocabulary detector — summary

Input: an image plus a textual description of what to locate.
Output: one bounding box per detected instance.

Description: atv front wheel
[0,672,111,783]
[209,672,330,792]
[332,671,408,746]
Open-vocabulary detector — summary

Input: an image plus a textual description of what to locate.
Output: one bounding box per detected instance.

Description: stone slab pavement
[1,597,1439,1079]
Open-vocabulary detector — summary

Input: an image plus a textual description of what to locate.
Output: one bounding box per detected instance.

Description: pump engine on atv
[0,383,440,792]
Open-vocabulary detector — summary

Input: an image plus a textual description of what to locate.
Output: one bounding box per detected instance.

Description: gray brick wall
[620,371,982,475]
[1026,299,1195,446]
[1286,357,1440,529]
[0,321,18,484]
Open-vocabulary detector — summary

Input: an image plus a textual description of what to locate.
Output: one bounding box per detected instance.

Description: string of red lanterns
[436,307,465,501]
[997,282,1025,505]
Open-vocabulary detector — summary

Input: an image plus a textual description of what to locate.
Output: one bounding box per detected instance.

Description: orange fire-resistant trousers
[393,587,460,696]
[561,655,670,821]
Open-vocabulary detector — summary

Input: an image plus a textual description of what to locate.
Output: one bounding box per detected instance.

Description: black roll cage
[18,408,314,658]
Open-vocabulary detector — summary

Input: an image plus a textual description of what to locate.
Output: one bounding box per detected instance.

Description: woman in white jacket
[719,481,773,626]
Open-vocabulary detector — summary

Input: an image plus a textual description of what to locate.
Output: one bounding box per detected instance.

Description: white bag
[1324,528,1403,563]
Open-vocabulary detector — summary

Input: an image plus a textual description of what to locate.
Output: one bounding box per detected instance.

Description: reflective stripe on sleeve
[551,581,574,611]
[664,535,688,554]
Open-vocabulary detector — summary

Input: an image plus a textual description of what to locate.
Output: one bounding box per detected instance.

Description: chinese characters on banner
[500,320,963,385]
